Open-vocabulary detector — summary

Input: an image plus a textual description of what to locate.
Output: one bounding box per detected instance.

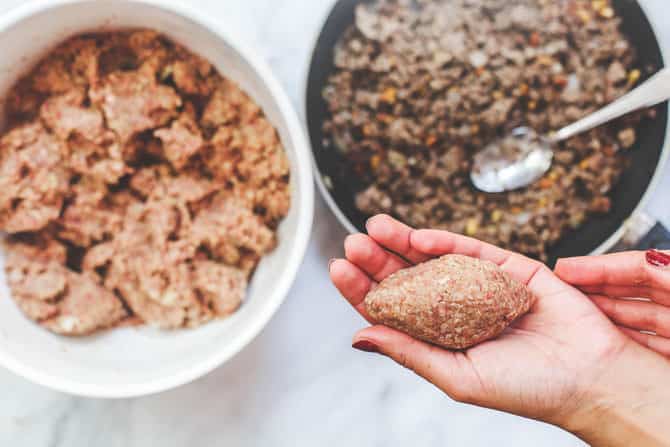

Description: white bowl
[0,0,314,398]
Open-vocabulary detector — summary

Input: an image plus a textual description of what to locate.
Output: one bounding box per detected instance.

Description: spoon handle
[551,67,670,143]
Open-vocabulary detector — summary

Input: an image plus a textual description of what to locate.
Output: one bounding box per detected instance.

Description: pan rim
[303,0,670,255]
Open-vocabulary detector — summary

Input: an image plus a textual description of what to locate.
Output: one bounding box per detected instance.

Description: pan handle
[610,212,670,252]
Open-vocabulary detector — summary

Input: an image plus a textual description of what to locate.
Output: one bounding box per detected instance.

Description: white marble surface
[0,0,669,446]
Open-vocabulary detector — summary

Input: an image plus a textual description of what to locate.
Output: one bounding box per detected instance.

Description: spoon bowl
[471,127,554,193]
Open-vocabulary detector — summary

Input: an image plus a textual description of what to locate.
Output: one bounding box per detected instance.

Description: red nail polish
[646,249,670,267]
[352,339,380,353]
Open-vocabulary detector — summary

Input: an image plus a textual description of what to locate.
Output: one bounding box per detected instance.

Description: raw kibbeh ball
[364,254,535,349]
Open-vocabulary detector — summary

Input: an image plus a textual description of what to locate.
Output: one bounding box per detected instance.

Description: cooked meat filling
[323,0,655,260]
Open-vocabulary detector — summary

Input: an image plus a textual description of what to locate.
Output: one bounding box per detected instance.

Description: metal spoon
[471,67,670,193]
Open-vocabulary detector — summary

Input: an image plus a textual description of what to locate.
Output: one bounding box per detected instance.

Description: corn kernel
[599,6,614,19]
[491,210,503,223]
[628,69,641,85]
[591,0,607,9]
[377,113,393,124]
[369,154,381,169]
[519,83,529,96]
[577,9,592,23]
[380,87,397,104]
[465,219,479,236]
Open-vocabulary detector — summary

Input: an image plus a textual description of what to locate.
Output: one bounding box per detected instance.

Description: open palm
[329,214,637,426]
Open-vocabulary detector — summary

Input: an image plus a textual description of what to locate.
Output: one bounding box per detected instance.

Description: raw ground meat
[4,235,127,335]
[0,30,290,335]
[154,109,204,169]
[89,69,182,143]
[190,193,277,266]
[364,254,534,349]
[323,0,657,260]
[0,123,69,233]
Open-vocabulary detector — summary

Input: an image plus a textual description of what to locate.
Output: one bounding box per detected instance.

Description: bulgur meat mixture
[0,30,291,335]
[323,0,656,260]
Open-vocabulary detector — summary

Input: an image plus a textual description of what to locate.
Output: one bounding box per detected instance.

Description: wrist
[558,342,670,447]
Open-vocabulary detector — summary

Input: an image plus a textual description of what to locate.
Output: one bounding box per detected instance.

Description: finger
[329,259,374,321]
[352,325,483,404]
[579,284,670,305]
[410,228,511,265]
[555,251,670,297]
[409,228,561,298]
[590,295,670,338]
[344,233,409,282]
[620,327,670,358]
[365,214,431,264]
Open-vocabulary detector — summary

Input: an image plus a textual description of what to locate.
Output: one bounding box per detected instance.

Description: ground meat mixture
[323,0,655,260]
[364,254,534,349]
[0,30,290,335]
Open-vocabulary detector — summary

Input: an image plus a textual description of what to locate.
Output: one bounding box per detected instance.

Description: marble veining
[0,0,668,445]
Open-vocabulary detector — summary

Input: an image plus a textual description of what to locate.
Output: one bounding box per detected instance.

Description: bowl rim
[303,0,670,253]
[0,0,315,398]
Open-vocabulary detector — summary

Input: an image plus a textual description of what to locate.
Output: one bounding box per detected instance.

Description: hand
[329,215,670,446]
[555,250,670,357]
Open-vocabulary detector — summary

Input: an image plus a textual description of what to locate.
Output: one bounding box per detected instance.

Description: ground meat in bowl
[322,0,656,260]
[0,30,291,335]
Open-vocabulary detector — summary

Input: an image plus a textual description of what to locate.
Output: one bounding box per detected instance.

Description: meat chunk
[191,194,276,265]
[130,167,218,204]
[90,70,181,142]
[58,199,124,247]
[154,111,204,169]
[67,135,129,184]
[192,260,246,316]
[4,240,126,335]
[31,37,101,94]
[201,79,260,127]
[41,271,127,335]
[40,89,105,142]
[106,250,211,329]
[5,244,67,302]
[205,118,290,223]
[169,47,214,96]
[0,123,69,233]
[617,127,636,149]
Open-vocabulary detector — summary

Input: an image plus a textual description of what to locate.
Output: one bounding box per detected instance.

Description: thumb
[352,325,482,404]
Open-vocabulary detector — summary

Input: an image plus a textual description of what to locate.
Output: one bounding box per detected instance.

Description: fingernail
[352,339,380,353]
[365,217,373,232]
[328,258,336,271]
[646,249,670,267]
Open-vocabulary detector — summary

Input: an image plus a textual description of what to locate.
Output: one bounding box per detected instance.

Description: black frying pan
[306,0,669,266]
